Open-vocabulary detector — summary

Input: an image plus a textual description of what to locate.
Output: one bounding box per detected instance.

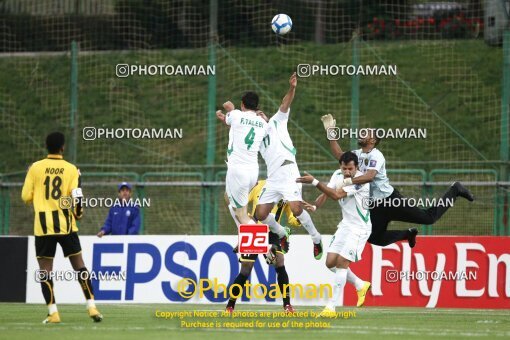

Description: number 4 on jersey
[244,127,255,150]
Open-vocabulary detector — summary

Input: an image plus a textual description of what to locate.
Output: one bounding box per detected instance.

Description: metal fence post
[204,0,218,235]
[501,29,510,235]
[350,31,360,151]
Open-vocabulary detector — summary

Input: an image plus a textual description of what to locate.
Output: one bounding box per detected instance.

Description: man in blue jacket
[97,182,140,237]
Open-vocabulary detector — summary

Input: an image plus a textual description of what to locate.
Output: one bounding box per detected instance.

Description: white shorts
[225,165,258,208]
[258,163,302,205]
[328,226,370,262]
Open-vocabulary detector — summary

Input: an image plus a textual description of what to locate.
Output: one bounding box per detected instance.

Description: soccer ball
[271,14,292,35]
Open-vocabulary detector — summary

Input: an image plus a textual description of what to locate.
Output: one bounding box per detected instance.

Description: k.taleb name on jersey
[240,117,264,128]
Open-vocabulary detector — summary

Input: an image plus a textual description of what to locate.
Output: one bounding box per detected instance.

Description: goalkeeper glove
[335,177,353,190]
[264,245,277,265]
[321,114,336,131]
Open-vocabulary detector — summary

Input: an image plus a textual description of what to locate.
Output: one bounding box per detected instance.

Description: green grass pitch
[0,303,509,339]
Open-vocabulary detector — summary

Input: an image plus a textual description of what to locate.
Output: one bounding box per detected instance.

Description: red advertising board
[345,237,510,308]
[238,224,270,254]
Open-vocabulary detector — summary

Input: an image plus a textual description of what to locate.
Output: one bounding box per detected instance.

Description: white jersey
[259,109,297,177]
[353,148,394,200]
[327,170,371,231]
[225,109,268,167]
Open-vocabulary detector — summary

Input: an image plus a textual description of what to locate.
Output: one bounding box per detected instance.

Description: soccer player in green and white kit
[320,114,474,248]
[254,72,323,259]
[297,151,372,314]
[216,92,268,225]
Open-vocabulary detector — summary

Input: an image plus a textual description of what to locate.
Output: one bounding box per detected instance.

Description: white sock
[347,268,364,291]
[328,267,336,273]
[296,210,321,244]
[262,214,286,238]
[87,299,96,309]
[48,303,58,314]
[328,268,347,310]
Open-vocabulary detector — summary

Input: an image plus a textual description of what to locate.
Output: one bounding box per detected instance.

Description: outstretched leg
[387,183,473,225]
[367,205,411,247]
[367,183,473,248]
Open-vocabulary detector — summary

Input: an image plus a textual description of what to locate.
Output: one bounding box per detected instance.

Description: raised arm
[329,140,343,160]
[223,101,235,112]
[320,114,343,159]
[350,170,377,185]
[216,110,227,125]
[216,101,236,126]
[279,72,297,113]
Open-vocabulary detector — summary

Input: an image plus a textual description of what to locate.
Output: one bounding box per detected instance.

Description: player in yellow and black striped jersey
[238,179,298,262]
[248,179,301,229]
[21,132,102,324]
[22,152,82,237]
[229,179,300,259]
[248,178,323,260]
